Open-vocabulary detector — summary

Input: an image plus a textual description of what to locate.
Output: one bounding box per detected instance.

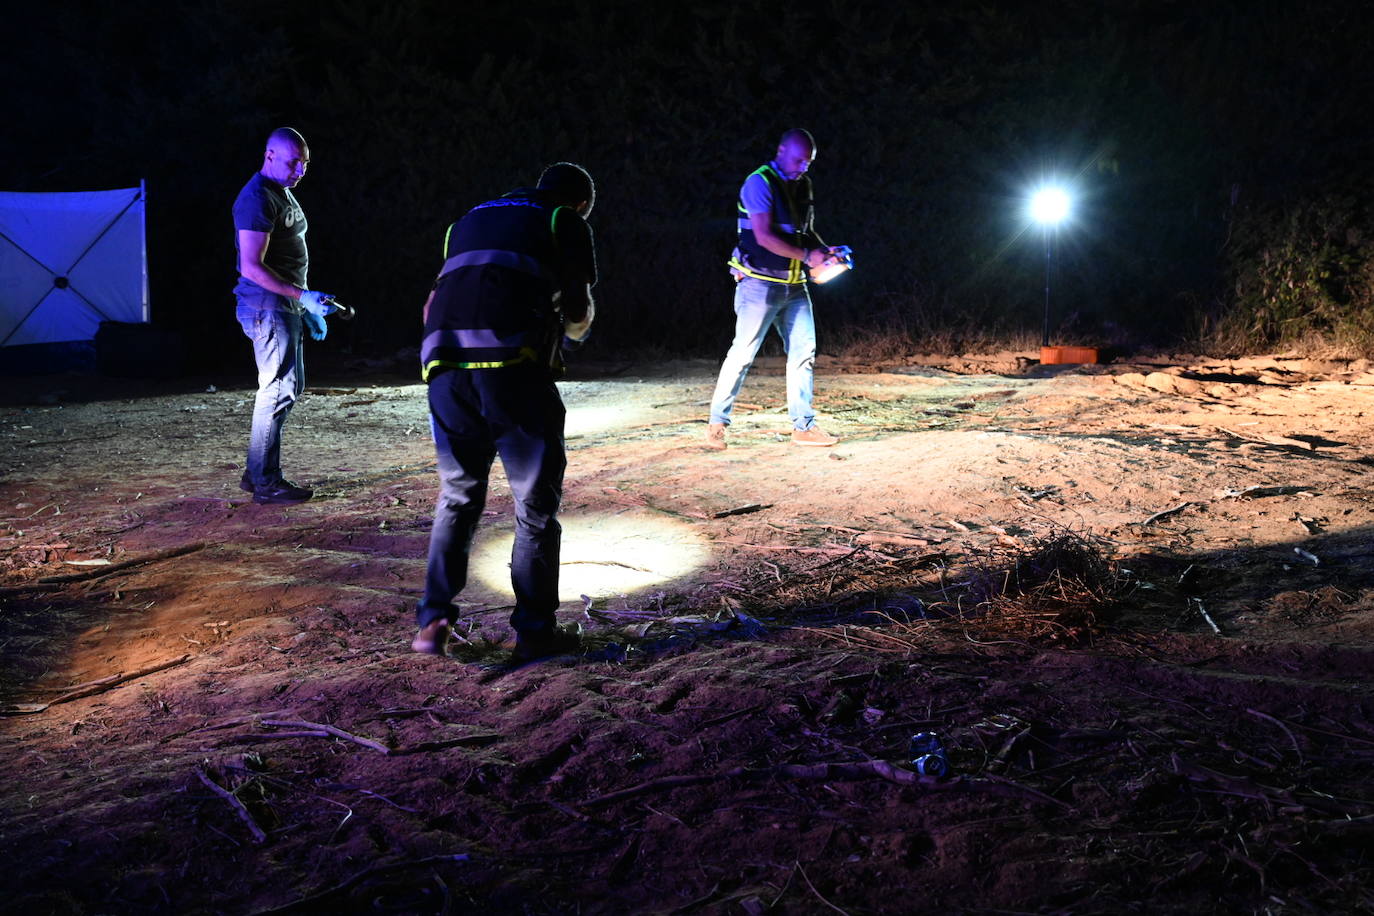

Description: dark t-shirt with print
[232,172,308,291]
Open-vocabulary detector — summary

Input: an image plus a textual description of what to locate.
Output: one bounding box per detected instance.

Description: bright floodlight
[1029,187,1071,225]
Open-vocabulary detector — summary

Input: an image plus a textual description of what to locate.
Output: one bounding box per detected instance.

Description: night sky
[4,0,1372,366]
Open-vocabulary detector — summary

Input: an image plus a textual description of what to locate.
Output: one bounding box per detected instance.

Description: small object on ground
[705,422,727,450]
[909,731,950,778]
[1141,501,1194,526]
[252,480,313,504]
[712,503,771,519]
[512,623,582,663]
[792,427,839,447]
[1040,345,1099,365]
[411,619,450,655]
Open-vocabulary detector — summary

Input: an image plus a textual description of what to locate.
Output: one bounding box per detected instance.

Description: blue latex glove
[300,290,336,317]
[302,309,327,341]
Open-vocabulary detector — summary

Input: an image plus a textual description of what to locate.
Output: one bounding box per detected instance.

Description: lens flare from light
[1029,187,1071,225]
[470,513,711,601]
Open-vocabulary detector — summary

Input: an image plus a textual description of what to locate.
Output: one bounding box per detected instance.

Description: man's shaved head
[267,127,307,152]
[778,128,816,155]
[775,128,817,180]
[261,127,310,189]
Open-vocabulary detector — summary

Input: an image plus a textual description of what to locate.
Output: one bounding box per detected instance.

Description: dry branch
[1246,708,1304,762]
[796,859,852,915]
[712,503,772,519]
[37,542,207,584]
[1141,502,1195,526]
[250,852,471,915]
[1168,754,1354,815]
[579,759,1070,810]
[261,718,390,754]
[717,540,851,555]
[1191,598,1223,635]
[0,582,63,597]
[236,730,332,742]
[194,766,268,844]
[3,654,193,715]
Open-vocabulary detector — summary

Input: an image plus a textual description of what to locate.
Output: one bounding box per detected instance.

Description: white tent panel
[0,185,148,348]
[4,290,105,348]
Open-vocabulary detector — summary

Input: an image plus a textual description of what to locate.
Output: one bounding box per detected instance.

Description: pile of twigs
[956,532,1123,640]
[802,532,1125,651]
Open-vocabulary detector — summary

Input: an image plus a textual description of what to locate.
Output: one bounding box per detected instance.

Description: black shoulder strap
[759,165,802,238]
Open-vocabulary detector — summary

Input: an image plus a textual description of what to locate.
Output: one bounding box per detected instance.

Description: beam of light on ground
[470,512,711,600]
[564,404,641,438]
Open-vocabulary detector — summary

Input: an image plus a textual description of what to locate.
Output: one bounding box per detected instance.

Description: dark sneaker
[511,624,582,663]
[239,472,254,492]
[411,619,450,655]
[253,480,313,504]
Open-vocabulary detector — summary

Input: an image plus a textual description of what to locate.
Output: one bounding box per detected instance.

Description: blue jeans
[416,367,567,637]
[236,291,304,488]
[708,277,817,430]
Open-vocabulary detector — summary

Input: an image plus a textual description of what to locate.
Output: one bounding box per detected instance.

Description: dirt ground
[3,350,1374,915]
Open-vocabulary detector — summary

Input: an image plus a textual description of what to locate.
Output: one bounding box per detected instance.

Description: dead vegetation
[790,532,1125,656]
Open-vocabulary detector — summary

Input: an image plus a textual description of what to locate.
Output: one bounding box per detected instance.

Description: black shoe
[252,480,313,504]
[239,473,254,492]
[511,624,582,663]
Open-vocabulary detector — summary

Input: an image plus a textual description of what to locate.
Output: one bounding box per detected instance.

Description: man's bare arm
[238,230,303,299]
[560,282,595,341]
[749,212,830,268]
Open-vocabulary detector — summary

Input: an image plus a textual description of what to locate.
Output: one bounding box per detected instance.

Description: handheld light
[809,246,855,284]
[323,297,356,320]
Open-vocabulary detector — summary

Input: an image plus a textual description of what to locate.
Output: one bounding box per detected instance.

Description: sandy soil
[2,351,1374,914]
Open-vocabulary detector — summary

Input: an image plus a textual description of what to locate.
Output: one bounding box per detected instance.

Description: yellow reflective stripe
[422,349,539,382]
[727,257,807,284]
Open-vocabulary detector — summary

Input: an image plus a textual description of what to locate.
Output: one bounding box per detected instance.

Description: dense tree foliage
[4,0,1371,363]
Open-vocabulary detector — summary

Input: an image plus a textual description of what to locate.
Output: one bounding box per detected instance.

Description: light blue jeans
[236,291,304,488]
[708,277,817,430]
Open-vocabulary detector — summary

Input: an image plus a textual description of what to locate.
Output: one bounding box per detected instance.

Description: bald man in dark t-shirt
[232,127,337,504]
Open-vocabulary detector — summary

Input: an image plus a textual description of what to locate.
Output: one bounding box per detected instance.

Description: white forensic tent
[0,184,148,351]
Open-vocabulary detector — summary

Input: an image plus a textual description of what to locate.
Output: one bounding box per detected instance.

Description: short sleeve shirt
[233,172,308,290]
[739,160,800,236]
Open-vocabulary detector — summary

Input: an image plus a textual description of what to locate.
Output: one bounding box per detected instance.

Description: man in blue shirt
[232,127,339,504]
[707,128,843,449]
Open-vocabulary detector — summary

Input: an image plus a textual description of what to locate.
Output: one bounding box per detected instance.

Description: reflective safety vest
[727,164,815,284]
[421,190,570,380]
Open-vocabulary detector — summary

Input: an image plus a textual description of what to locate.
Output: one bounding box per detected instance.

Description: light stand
[1028,186,1094,365]
[1041,223,1053,349]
